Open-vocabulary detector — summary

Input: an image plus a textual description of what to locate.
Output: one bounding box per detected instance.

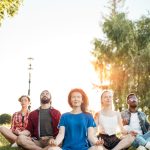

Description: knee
[0,126,2,132]
[0,126,4,131]
[16,135,26,145]
[89,145,103,150]
[0,126,6,133]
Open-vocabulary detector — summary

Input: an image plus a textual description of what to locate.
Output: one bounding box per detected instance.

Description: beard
[41,97,51,104]
[130,102,138,109]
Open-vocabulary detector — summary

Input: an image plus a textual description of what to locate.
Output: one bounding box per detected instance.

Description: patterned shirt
[121,110,150,134]
[10,110,30,132]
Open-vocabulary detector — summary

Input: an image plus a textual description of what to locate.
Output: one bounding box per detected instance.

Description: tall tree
[91,0,150,114]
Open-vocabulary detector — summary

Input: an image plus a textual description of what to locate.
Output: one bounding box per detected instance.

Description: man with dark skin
[121,93,150,150]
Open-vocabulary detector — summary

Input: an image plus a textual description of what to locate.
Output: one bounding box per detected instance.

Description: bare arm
[94,112,99,134]
[117,112,128,134]
[49,126,65,146]
[88,127,104,146]
[94,112,105,134]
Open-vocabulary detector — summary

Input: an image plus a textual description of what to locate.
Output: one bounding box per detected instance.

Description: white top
[98,113,119,136]
[124,112,142,135]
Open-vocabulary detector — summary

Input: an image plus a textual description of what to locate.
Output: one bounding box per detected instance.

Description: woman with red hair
[48,88,103,150]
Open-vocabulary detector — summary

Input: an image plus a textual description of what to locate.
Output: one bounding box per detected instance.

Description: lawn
[0,133,136,150]
[0,134,21,150]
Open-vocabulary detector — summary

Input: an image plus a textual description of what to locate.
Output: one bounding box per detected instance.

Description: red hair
[68,88,89,113]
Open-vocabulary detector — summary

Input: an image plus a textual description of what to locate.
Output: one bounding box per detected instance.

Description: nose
[132,99,137,102]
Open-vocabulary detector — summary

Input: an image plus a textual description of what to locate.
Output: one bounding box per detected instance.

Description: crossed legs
[47,145,104,150]
[112,134,135,150]
[16,134,43,150]
[0,126,17,144]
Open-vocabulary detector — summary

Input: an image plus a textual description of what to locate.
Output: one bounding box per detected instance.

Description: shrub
[0,114,11,124]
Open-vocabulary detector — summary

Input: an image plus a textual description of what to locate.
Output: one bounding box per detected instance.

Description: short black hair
[126,93,136,101]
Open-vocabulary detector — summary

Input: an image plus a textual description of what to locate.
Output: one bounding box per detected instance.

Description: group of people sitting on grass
[0,89,150,150]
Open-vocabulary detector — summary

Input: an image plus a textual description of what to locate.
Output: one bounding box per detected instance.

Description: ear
[126,99,129,104]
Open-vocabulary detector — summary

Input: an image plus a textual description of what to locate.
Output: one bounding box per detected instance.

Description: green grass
[0,134,21,150]
[0,132,136,150]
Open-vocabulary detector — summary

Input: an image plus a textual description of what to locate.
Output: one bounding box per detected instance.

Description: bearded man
[16,90,61,150]
[121,93,150,150]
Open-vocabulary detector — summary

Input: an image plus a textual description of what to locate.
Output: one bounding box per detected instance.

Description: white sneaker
[145,142,150,150]
[11,142,18,147]
[136,146,146,150]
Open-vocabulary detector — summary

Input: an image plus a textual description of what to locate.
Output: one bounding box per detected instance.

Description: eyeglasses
[128,96,137,102]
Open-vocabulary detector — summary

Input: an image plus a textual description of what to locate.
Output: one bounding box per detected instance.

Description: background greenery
[91,0,150,116]
[0,0,149,149]
[0,114,11,125]
[0,0,23,25]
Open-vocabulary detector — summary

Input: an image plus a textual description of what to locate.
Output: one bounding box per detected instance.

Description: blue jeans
[132,131,150,148]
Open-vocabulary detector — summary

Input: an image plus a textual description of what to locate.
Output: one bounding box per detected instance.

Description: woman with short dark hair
[0,95,30,147]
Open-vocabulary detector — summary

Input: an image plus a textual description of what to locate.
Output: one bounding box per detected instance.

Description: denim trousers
[132,131,150,148]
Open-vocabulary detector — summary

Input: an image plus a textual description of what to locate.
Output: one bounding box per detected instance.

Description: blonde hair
[100,90,114,110]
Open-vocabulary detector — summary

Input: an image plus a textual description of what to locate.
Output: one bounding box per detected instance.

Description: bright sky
[0,0,149,114]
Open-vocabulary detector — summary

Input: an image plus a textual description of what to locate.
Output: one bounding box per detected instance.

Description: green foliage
[0,0,23,25]
[136,16,150,49]
[0,114,11,124]
[103,13,133,46]
[91,0,150,114]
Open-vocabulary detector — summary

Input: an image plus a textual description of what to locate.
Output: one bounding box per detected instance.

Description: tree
[91,0,150,115]
[0,0,23,25]
[0,113,11,124]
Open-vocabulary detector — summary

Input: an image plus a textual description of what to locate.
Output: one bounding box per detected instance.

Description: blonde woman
[94,90,135,150]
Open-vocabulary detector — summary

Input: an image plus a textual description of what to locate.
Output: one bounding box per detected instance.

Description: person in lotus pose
[48,88,104,150]
[16,90,61,150]
[94,90,134,150]
[0,95,30,147]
